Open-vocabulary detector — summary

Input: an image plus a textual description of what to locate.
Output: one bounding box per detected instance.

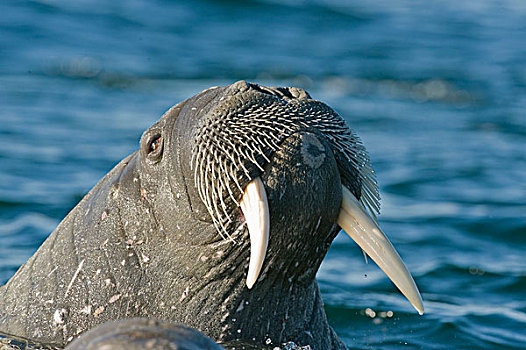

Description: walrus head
[0,81,422,349]
[134,81,422,341]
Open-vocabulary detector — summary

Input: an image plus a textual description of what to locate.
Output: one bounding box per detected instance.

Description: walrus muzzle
[186,81,423,313]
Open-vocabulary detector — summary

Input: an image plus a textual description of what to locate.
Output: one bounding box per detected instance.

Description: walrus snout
[181,81,368,235]
[172,82,423,312]
[256,131,342,284]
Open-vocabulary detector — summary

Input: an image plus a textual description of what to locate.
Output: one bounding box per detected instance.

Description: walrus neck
[155,226,340,348]
[179,272,337,348]
[225,282,330,344]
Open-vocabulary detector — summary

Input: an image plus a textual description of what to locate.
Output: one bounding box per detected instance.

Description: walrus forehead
[183,81,380,237]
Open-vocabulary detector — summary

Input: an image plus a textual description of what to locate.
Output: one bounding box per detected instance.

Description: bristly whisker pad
[191,90,380,239]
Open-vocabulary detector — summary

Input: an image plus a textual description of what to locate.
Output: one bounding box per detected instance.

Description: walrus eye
[146,134,163,163]
[150,136,162,153]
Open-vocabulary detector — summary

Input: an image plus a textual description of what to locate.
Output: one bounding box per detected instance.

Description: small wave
[0,212,57,237]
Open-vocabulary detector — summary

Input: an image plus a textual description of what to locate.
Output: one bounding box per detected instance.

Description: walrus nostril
[247,83,310,100]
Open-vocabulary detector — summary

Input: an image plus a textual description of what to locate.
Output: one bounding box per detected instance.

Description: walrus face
[139,81,423,315]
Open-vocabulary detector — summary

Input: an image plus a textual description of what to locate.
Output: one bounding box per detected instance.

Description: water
[1,0,525,349]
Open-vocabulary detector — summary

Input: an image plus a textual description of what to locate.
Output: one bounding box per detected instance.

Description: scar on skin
[179,286,189,302]
[109,294,121,303]
[64,259,85,298]
[301,133,326,169]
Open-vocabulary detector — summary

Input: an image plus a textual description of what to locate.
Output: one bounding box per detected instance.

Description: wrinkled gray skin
[64,318,224,350]
[0,81,362,349]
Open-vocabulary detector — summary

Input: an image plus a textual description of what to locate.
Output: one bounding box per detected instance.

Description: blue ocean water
[1,0,525,349]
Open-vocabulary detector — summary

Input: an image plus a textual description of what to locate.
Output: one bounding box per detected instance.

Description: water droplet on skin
[93,306,105,318]
[80,305,92,314]
[53,309,67,324]
[365,307,376,318]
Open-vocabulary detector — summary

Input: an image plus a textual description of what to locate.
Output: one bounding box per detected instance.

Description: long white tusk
[240,177,270,289]
[338,185,424,315]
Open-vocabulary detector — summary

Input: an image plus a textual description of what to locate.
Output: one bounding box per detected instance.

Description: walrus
[64,318,224,350]
[0,81,423,349]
